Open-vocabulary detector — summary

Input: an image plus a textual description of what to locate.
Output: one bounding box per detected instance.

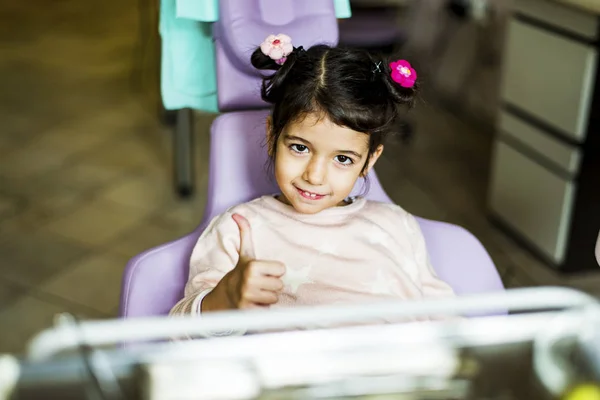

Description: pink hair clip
[260,34,294,65]
[389,60,417,88]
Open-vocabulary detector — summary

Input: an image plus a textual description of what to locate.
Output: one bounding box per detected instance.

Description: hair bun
[251,40,307,104]
[389,60,417,88]
[371,57,418,108]
[260,34,294,65]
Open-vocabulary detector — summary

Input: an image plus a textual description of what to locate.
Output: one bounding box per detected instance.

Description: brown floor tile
[39,252,129,316]
[33,188,86,217]
[0,175,35,200]
[77,133,169,176]
[100,174,177,212]
[152,205,206,238]
[0,113,52,149]
[0,294,102,355]
[502,249,563,287]
[386,177,450,222]
[150,175,208,235]
[0,279,30,311]
[41,163,130,194]
[0,194,18,220]
[109,220,182,259]
[0,143,68,180]
[21,122,118,162]
[40,198,153,247]
[0,228,90,287]
[4,187,87,230]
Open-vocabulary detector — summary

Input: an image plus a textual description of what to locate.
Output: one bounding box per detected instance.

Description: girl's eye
[335,155,354,165]
[290,144,309,153]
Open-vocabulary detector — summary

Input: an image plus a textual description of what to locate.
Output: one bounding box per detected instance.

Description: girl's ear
[361,145,384,177]
[266,116,275,156]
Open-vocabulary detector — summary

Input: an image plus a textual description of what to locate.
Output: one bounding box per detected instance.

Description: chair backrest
[119,111,504,318]
[213,0,339,111]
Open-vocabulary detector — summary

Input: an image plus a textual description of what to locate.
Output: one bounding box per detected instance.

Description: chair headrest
[215,0,339,77]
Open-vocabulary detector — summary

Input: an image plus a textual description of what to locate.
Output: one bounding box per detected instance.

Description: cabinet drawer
[499,112,581,175]
[489,141,576,264]
[501,19,598,141]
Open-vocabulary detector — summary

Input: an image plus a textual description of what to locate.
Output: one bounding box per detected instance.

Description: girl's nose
[302,157,326,186]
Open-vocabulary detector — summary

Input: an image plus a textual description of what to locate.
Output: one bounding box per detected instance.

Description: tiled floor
[1,0,599,356]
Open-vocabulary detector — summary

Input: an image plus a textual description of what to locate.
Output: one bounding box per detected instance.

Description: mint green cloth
[160,0,351,111]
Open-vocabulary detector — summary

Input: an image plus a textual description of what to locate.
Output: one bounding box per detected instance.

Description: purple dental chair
[119,0,504,319]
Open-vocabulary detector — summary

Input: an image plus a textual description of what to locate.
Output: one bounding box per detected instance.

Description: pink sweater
[170,195,455,319]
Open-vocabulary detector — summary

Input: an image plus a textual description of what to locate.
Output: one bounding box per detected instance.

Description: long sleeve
[169,211,241,316]
[404,213,456,299]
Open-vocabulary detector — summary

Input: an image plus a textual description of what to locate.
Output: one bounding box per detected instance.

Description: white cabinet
[489,0,600,272]
[498,112,581,174]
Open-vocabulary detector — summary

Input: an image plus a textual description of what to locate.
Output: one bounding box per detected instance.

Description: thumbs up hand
[201,214,286,312]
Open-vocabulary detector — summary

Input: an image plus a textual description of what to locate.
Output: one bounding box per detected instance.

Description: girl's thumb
[232,213,256,260]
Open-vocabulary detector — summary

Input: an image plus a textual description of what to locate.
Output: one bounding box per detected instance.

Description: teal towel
[160,0,218,112]
[175,0,218,21]
[160,0,351,112]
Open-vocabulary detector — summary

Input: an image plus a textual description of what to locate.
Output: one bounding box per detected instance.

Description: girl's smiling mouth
[295,186,326,200]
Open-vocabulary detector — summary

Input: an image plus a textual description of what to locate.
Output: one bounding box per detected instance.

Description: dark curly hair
[251,43,419,176]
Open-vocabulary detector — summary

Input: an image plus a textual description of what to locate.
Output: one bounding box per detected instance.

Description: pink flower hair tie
[389,60,417,88]
[260,34,294,65]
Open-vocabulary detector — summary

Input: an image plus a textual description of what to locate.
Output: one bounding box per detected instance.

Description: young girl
[170,34,455,324]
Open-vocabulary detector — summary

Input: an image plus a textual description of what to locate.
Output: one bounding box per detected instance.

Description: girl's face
[269,113,383,214]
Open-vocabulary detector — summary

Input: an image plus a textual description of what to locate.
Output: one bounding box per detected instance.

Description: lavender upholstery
[213,0,339,111]
[119,110,504,318]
